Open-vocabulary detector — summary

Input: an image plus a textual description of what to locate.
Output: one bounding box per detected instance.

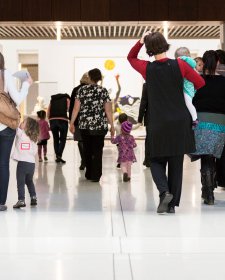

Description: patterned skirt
[192,113,225,158]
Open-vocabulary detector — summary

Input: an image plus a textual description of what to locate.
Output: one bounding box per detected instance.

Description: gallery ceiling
[0,21,221,40]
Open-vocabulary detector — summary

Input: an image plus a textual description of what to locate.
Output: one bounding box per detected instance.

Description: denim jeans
[50,120,68,158]
[0,127,16,205]
[16,161,36,200]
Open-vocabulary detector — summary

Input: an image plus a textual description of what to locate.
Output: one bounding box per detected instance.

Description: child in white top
[12,117,39,208]
[175,47,199,128]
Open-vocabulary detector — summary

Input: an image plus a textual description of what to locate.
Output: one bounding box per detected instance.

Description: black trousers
[150,155,184,207]
[80,132,105,181]
[144,128,150,164]
[216,145,225,186]
[50,120,68,158]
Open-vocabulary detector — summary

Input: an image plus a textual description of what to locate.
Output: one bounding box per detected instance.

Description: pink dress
[38,119,50,141]
[111,134,137,163]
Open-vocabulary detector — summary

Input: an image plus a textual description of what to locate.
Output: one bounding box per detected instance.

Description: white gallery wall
[0,38,220,102]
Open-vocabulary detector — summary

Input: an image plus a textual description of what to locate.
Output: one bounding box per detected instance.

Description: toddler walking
[111,121,137,182]
[37,110,50,162]
[175,47,199,128]
[12,117,39,208]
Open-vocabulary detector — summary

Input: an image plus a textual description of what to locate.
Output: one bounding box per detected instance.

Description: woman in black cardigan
[193,50,225,205]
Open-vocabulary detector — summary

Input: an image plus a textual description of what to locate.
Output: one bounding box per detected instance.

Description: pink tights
[120,161,132,177]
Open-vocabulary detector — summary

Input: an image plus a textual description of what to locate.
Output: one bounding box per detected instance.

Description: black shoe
[0,205,7,211]
[44,156,48,161]
[13,200,26,208]
[56,156,66,164]
[157,192,173,214]
[204,193,214,205]
[91,179,100,182]
[79,164,85,170]
[31,197,37,206]
[116,163,120,169]
[123,173,129,182]
[167,206,175,214]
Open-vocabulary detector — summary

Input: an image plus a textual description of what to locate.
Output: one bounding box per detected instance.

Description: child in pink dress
[37,110,50,162]
[111,121,137,182]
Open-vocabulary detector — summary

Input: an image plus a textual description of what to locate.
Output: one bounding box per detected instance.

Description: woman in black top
[193,50,225,205]
[215,49,225,188]
[70,68,114,182]
[69,73,90,170]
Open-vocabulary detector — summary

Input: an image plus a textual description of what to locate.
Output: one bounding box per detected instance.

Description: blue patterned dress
[192,75,225,159]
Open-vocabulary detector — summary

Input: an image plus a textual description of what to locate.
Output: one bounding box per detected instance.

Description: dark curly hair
[24,117,39,143]
[144,32,170,57]
[88,68,102,83]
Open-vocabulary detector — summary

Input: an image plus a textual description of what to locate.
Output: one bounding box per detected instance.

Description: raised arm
[127,40,148,80]
[5,70,32,106]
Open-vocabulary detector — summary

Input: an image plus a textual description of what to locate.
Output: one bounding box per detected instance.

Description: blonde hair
[80,72,90,84]
[174,47,191,58]
[24,117,39,143]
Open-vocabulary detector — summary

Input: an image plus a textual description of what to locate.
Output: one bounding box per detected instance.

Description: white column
[220,22,225,50]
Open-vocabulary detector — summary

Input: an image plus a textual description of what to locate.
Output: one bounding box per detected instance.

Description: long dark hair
[202,50,219,76]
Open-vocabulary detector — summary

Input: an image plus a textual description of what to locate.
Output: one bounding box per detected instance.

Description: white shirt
[0,69,30,131]
[11,128,37,163]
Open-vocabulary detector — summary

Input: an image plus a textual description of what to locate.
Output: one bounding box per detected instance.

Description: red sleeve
[177,58,205,90]
[127,40,149,80]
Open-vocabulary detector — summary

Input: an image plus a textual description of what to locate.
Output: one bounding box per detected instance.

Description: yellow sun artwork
[104,59,115,70]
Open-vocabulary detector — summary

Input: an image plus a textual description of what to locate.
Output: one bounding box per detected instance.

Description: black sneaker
[167,206,175,214]
[157,192,173,214]
[44,156,48,161]
[13,200,26,208]
[31,197,37,206]
[79,164,85,170]
[0,205,7,211]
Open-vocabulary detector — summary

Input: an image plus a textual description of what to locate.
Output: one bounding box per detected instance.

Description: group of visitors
[0,31,225,215]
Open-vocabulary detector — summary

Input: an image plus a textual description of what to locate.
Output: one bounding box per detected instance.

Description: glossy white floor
[2,139,225,280]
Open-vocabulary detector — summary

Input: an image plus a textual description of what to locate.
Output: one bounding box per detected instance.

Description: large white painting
[74,56,144,99]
